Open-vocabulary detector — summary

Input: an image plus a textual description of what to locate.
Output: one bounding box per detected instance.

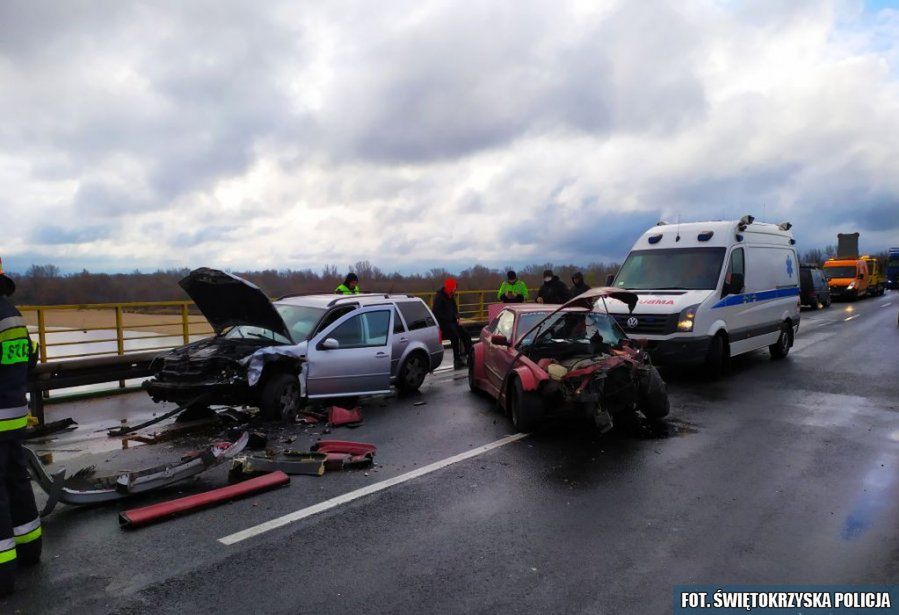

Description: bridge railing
[17,290,512,364]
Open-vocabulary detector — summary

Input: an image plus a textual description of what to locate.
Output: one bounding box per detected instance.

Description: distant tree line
[8,261,619,305]
[9,248,891,306]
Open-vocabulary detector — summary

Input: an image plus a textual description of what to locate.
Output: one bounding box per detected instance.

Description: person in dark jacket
[570,272,590,297]
[432,278,471,369]
[0,258,42,598]
[536,269,571,304]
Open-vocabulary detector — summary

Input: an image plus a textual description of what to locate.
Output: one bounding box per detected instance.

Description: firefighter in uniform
[0,258,41,598]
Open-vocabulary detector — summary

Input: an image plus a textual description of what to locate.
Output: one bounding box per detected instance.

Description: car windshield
[517,311,625,350]
[224,304,326,344]
[614,247,726,290]
[823,266,857,279]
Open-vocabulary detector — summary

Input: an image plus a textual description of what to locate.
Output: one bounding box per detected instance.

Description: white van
[605,216,800,375]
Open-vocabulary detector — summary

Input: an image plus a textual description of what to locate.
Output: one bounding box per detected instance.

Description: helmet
[0,257,14,296]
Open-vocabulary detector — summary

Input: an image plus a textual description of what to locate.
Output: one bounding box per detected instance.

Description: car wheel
[508,377,541,433]
[704,333,729,379]
[769,322,792,359]
[396,352,428,394]
[260,372,300,421]
[823,295,831,308]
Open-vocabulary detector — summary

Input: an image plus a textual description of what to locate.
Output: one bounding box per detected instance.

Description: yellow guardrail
[17,290,517,364]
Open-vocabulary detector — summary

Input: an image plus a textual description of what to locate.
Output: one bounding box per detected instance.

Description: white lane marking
[219,432,529,545]
[844,314,860,321]
[882,302,893,308]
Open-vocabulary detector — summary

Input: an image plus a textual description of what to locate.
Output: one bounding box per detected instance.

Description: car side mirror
[605,273,615,286]
[490,334,509,347]
[320,338,340,350]
[725,273,745,295]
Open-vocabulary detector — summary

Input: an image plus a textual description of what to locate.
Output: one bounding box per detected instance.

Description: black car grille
[612,313,679,335]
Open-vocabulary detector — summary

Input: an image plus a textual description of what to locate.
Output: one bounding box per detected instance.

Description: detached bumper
[644,336,712,366]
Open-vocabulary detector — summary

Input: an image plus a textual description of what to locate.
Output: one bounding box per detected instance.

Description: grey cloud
[31,224,113,245]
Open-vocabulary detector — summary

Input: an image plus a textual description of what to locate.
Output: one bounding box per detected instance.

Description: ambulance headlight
[847,282,855,290]
[677,305,699,332]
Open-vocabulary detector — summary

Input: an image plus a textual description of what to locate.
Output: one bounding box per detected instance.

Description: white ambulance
[606,216,800,375]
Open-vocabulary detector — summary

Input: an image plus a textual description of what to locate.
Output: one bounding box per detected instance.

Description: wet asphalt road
[4,294,899,614]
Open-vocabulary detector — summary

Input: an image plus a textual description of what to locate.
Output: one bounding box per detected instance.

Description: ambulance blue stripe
[711,287,799,309]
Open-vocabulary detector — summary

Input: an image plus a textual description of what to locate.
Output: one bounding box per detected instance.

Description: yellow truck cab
[861,255,886,296]
[823,258,869,300]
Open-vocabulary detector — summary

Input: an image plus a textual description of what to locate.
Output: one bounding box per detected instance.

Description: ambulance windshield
[614,247,726,291]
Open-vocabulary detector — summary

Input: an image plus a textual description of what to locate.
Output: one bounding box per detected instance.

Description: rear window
[396,301,436,331]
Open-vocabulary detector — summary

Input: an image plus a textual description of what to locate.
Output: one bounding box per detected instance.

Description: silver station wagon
[144,268,445,420]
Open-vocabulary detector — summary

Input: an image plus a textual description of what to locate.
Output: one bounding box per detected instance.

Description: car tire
[396,352,428,394]
[260,372,300,421]
[704,333,729,379]
[508,377,541,433]
[638,365,670,420]
[467,349,479,393]
[769,322,792,360]
[823,295,831,308]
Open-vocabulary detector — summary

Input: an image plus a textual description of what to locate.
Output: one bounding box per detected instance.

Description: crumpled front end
[143,337,266,406]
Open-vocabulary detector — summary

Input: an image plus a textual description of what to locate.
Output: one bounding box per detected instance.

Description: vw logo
[626,316,639,329]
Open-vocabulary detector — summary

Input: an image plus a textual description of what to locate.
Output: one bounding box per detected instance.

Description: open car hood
[565,286,638,312]
[180,268,291,339]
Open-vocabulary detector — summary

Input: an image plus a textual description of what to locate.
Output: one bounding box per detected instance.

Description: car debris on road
[24,432,249,515]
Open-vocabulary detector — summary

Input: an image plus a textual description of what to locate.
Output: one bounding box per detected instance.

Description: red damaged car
[468,287,670,432]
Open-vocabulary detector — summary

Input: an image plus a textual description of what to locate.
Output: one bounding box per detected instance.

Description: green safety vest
[335,284,361,295]
[497,280,528,300]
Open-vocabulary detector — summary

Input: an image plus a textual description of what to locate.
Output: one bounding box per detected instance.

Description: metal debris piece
[311,440,376,471]
[230,452,327,478]
[24,432,250,516]
[25,418,78,440]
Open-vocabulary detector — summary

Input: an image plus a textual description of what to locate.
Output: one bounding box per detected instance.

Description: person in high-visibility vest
[0,258,41,598]
[335,273,361,295]
[497,270,527,303]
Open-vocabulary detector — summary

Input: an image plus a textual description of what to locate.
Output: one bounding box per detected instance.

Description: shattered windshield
[614,247,725,290]
[224,305,326,344]
[517,311,625,350]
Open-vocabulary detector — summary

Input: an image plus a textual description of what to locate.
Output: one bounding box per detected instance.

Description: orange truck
[823,258,874,300]
[861,255,886,296]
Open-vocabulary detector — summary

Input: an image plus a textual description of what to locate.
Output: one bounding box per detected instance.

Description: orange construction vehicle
[823,258,870,300]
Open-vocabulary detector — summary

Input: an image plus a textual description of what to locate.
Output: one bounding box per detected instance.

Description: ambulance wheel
[509,377,541,432]
[769,322,792,359]
[639,366,670,420]
[704,333,729,379]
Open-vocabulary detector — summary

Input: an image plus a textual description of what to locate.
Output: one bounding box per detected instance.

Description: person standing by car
[335,273,361,295]
[497,270,527,303]
[0,258,42,598]
[432,278,471,369]
[536,269,570,304]
[570,272,590,297]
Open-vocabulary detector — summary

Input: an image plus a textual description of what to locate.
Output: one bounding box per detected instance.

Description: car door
[389,306,407,376]
[484,309,515,396]
[305,306,394,398]
[718,246,756,357]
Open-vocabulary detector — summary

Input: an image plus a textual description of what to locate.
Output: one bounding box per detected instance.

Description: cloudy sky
[2,0,898,273]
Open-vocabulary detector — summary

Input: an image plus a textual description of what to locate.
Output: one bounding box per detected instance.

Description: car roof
[274,293,425,309]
